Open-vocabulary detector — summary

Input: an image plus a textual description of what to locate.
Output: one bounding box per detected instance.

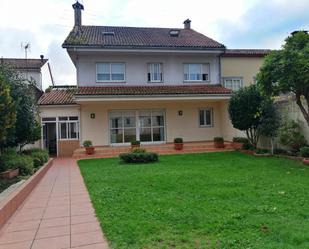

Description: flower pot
[131,144,140,149]
[214,141,225,148]
[174,143,183,150]
[0,168,19,179]
[232,142,243,150]
[303,158,309,165]
[85,146,95,155]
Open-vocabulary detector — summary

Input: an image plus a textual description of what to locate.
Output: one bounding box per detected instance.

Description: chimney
[40,55,44,62]
[72,1,84,29]
[183,19,191,29]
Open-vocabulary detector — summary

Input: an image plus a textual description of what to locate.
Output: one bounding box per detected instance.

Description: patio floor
[0,158,109,249]
[73,141,234,159]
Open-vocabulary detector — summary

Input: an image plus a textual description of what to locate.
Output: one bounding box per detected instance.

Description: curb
[0,158,54,229]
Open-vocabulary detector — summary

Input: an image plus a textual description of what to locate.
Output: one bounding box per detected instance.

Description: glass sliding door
[109,110,165,145]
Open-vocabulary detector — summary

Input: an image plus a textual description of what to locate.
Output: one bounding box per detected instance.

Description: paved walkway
[0,158,109,249]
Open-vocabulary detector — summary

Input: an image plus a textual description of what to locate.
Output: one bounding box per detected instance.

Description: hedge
[119,152,159,163]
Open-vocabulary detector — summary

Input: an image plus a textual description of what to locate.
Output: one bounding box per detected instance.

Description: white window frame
[199,108,213,127]
[184,63,210,82]
[96,63,126,83]
[223,77,243,91]
[148,63,163,83]
[58,116,80,141]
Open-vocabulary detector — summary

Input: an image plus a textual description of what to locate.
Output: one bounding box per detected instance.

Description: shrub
[214,137,224,142]
[174,138,183,143]
[300,147,309,158]
[232,137,249,143]
[273,148,288,155]
[131,148,146,153]
[278,119,306,151]
[255,148,270,154]
[23,149,49,168]
[6,155,34,175]
[83,140,92,147]
[131,140,140,146]
[119,152,159,164]
[242,142,255,150]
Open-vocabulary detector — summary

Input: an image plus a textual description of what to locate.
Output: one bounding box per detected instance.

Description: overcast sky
[1,0,308,90]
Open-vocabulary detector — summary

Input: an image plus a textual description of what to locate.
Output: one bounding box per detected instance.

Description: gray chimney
[183,19,191,29]
[72,1,84,29]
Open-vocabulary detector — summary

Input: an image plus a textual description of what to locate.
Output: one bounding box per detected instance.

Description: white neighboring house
[0,57,48,91]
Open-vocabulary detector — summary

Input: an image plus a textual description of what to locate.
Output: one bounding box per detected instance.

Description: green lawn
[78,152,309,249]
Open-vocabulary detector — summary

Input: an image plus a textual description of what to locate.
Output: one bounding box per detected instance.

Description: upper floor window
[184,63,210,82]
[224,77,243,91]
[148,63,163,82]
[96,63,125,82]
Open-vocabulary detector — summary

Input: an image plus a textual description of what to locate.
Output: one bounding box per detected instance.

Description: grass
[78,152,309,249]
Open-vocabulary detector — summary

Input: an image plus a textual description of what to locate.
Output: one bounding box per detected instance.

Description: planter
[253,153,272,157]
[0,168,19,179]
[303,158,309,165]
[214,141,225,148]
[85,146,95,155]
[232,142,243,150]
[241,150,255,155]
[174,143,184,150]
[131,144,140,149]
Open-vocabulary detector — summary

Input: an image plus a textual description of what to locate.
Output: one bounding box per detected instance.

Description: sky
[0,0,308,90]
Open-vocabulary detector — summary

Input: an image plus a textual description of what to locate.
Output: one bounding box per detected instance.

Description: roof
[62,26,225,50]
[0,58,48,70]
[222,49,271,57]
[38,85,231,105]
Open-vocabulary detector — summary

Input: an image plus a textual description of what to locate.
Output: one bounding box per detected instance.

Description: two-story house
[38,2,270,156]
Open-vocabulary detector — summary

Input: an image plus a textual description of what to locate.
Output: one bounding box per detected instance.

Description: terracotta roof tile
[38,85,231,105]
[63,26,225,50]
[1,58,48,70]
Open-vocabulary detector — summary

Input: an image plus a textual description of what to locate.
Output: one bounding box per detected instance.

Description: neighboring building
[38,1,270,156]
[0,56,48,91]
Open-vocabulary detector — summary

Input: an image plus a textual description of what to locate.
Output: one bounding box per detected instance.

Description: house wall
[221,57,264,87]
[79,100,238,146]
[19,70,42,90]
[76,52,221,86]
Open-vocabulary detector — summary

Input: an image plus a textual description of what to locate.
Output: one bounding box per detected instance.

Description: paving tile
[71,221,101,234]
[0,229,36,244]
[70,242,109,249]
[40,217,70,228]
[36,225,70,239]
[71,231,105,248]
[0,240,32,249]
[5,220,40,232]
[71,214,98,225]
[31,235,70,249]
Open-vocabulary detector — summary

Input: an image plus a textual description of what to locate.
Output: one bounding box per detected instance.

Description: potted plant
[131,140,141,149]
[83,140,95,155]
[174,138,184,150]
[232,137,248,150]
[214,137,225,148]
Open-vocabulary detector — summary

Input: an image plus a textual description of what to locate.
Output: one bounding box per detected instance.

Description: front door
[43,123,57,155]
[109,110,165,145]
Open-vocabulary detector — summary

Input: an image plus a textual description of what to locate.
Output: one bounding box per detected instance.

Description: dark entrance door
[43,123,57,155]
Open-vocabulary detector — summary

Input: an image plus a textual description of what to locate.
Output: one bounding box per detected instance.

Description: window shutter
[148,73,151,82]
[202,74,208,81]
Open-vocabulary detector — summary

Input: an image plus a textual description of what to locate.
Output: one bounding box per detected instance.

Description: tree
[0,64,41,151]
[257,31,309,126]
[258,99,280,154]
[228,85,278,148]
[0,75,16,151]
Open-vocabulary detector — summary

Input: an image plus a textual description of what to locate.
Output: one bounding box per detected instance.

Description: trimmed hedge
[131,148,147,153]
[214,137,224,142]
[23,149,49,168]
[6,155,34,176]
[300,147,309,158]
[119,152,159,163]
[232,137,249,143]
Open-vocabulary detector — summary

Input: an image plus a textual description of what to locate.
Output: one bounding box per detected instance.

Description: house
[38,1,270,157]
[0,56,48,92]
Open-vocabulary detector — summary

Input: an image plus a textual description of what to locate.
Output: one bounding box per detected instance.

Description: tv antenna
[21,42,31,59]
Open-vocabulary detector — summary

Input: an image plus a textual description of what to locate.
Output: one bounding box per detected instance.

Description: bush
[6,155,34,175]
[131,140,140,146]
[214,137,224,142]
[255,148,270,154]
[23,148,49,168]
[131,148,146,153]
[278,119,306,151]
[300,147,309,158]
[232,137,249,143]
[83,140,92,147]
[174,138,183,143]
[119,152,159,163]
[242,142,255,150]
[273,148,288,155]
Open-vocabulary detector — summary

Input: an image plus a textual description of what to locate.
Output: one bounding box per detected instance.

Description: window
[148,63,163,82]
[96,63,125,82]
[58,116,79,140]
[224,77,243,91]
[199,108,213,127]
[184,63,210,82]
